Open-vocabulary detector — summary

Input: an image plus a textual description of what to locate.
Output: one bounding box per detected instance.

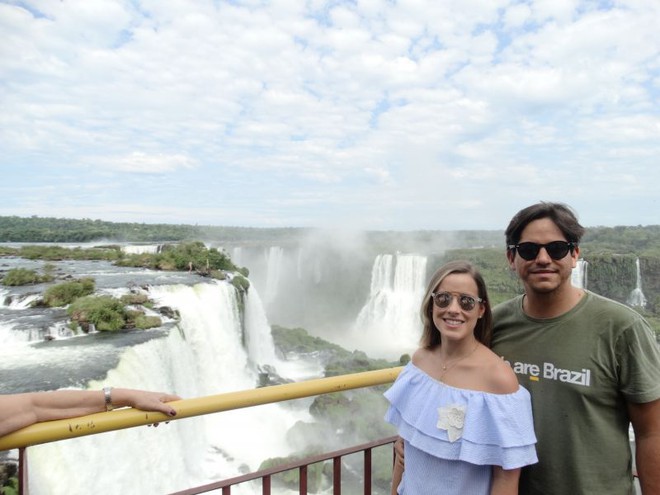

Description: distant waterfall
[351,254,427,360]
[571,259,588,289]
[627,258,647,308]
[121,244,164,255]
[264,246,284,304]
[27,281,314,495]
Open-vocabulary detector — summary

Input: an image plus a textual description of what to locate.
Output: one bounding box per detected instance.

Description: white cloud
[97,152,198,174]
[1,0,659,229]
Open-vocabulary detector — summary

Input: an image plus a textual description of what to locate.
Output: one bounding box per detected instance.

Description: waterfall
[0,287,8,306]
[3,293,42,309]
[350,253,428,360]
[25,281,315,495]
[571,259,588,289]
[121,244,164,255]
[243,286,278,367]
[263,247,284,304]
[627,258,647,308]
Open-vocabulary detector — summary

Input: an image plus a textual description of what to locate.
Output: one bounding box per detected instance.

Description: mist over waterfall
[627,258,647,308]
[348,254,428,360]
[26,281,318,495]
[223,235,374,339]
[264,247,284,305]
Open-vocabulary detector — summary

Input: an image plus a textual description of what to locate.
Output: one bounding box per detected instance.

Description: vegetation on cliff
[266,325,402,493]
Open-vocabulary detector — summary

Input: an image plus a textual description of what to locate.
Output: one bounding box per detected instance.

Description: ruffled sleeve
[384,363,538,469]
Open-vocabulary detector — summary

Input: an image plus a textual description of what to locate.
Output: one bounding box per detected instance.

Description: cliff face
[586,254,658,313]
[640,257,660,312]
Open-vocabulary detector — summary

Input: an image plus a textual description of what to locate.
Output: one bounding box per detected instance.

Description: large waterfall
[349,254,428,360]
[17,281,319,495]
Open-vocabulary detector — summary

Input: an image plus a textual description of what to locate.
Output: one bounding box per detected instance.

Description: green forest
[1,215,660,256]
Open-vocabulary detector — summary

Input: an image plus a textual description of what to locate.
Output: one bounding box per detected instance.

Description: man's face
[507,218,579,295]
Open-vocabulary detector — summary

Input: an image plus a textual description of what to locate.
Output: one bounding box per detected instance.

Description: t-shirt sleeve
[617,316,660,403]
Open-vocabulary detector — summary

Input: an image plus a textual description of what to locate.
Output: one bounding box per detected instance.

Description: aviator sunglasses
[508,241,576,261]
[431,292,483,312]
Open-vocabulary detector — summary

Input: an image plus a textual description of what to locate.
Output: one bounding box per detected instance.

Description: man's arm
[391,437,404,495]
[491,466,520,495]
[628,398,660,494]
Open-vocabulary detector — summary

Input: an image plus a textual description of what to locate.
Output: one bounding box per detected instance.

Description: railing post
[333,456,341,495]
[299,465,307,494]
[262,474,271,495]
[364,447,372,495]
[18,447,28,495]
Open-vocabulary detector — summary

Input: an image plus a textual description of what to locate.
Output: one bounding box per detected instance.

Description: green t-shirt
[492,291,660,495]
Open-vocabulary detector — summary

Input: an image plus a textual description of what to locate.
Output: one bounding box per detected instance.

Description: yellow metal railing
[0,366,403,452]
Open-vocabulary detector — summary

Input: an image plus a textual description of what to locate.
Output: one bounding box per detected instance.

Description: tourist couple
[384,201,660,495]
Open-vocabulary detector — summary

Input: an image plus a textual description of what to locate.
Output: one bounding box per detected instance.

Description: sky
[1,0,659,231]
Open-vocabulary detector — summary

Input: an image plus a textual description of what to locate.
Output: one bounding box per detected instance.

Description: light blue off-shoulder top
[384,363,537,495]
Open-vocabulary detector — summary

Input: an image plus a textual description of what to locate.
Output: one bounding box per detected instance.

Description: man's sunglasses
[508,241,576,261]
[431,291,483,312]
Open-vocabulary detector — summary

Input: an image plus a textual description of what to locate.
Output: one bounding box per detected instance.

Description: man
[491,202,660,494]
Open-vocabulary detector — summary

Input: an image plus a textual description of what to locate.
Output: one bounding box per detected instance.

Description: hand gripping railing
[0,367,404,494]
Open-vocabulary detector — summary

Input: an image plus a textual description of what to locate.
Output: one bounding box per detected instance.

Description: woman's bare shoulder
[411,347,431,365]
[482,351,519,394]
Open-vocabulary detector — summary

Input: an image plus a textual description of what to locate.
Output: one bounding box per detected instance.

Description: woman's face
[431,273,484,343]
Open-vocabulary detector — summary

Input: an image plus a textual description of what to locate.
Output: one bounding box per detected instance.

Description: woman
[0,387,180,438]
[384,260,537,494]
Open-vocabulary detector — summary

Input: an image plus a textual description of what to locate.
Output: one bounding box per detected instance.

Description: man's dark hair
[505,202,586,247]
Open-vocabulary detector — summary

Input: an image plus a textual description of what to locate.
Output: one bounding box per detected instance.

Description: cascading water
[571,259,588,289]
[121,244,164,255]
[627,258,647,308]
[350,253,428,360]
[263,247,284,305]
[18,281,319,495]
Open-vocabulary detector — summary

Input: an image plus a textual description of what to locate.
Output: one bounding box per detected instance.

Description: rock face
[587,254,658,313]
[640,257,660,311]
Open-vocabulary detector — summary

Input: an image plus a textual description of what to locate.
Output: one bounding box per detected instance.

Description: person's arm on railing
[0,388,180,438]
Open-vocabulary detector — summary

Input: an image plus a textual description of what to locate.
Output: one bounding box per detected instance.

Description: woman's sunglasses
[508,241,576,261]
[431,291,482,312]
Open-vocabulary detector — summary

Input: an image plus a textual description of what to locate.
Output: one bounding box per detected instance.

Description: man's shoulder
[492,295,522,321]
[582,290,647,323]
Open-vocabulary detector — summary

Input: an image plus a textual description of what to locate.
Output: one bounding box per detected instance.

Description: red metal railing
[169,435,398,495]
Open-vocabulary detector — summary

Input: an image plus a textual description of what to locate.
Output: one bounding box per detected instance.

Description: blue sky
[1,0,659,230]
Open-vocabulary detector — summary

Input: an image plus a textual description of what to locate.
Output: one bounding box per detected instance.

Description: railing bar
[364,447,372,495]
[169,436,398,494]
[0,367,403,452]
[333,457,341,495]
[262,474,270,495]
[299,465,307,495]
